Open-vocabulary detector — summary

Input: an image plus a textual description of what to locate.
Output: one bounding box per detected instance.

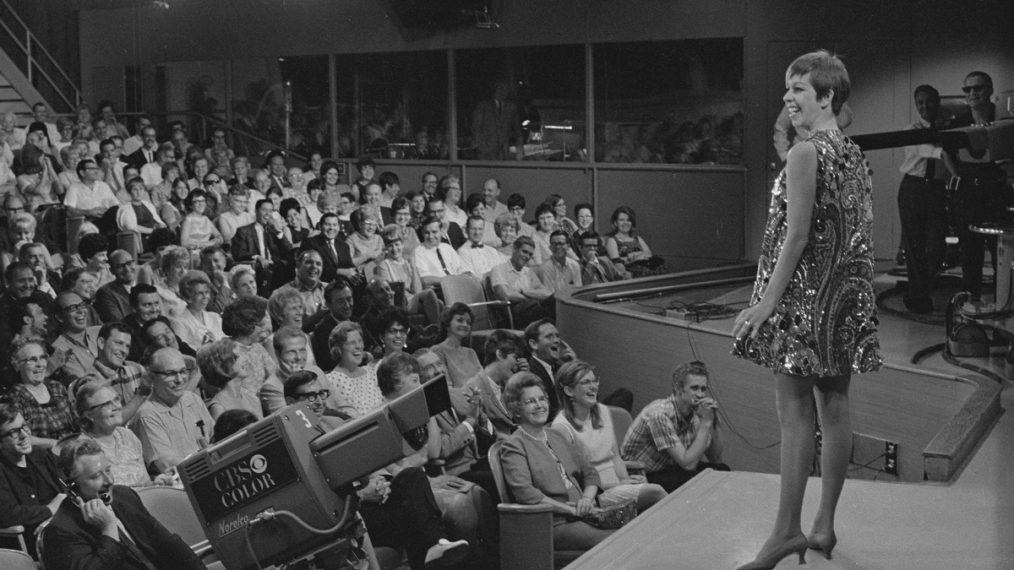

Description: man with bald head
[480,178,508,225]
[130,347,214,474]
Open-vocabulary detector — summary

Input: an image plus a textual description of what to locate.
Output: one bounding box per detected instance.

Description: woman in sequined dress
[731,51,881,570]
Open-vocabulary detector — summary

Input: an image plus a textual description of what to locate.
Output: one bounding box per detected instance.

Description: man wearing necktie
[231,199,294,290]
[897,84,953,314]
[42,439,205,570]
[578,231,630,284]
[458,216,506,276]
[126,126,159,170]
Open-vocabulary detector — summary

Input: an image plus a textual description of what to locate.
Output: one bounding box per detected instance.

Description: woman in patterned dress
[732,51,881,570]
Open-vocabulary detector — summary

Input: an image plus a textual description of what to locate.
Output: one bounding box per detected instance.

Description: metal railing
[0,0,81,111]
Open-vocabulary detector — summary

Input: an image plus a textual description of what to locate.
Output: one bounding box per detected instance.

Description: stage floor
[564,269,1014,569]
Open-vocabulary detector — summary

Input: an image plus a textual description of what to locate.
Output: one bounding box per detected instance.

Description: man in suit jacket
[94,250,135,324]
[426,197,466,249]
[577,231,630,284]
[232,198,294,290]
[301,212,356,283]
[124,126,159,170]
[42,439,204,570]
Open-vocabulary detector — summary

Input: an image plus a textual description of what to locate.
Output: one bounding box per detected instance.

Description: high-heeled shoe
[735,534,808,570]
[806,531,837,560]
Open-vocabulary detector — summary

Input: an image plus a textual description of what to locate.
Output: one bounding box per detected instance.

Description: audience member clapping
[326,321,382,418]
[377,225,443,325]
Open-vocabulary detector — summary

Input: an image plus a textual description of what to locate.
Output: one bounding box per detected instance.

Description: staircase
[0,0,80,118]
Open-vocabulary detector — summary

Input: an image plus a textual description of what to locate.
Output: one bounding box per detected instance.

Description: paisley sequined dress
[733,130,882,377]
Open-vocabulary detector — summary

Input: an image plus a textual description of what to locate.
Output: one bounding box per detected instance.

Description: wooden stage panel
[557,269,1002,482]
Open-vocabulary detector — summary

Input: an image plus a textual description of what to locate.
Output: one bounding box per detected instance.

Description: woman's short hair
[609,205,638,236]
[534,202,555,220]
[464,192,484,213]
[221,296,269,338]
[184,188,208,212]
[370,307,410,340]
[376,352,421,397]
[228,264,256,291]
[503,372,545,419]
[12,212,36,232]
[196,338,239,390]
[391,196,410,213]
[149,227,179,252]
[74,380,110,430]
[351,208,375,233]
[440,302,472,337]
[161,160,180,180]
[328,321,363,364]
[179,270,211,301]
[555,360,602,431]
[786,49,850,115]
[159,246,190,275]
[212,409,258,443]
[493,213,518,237]
[268,288,303,327]
[279,197,302,220]
[78,233,109,262]
[574,202,593,219]
[482,329,523,364]
[436,175,460,201]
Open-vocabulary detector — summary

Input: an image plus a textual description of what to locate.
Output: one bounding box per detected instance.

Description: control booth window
[455,44,586,162]
[334,51,449,160]
[593,38,744,165]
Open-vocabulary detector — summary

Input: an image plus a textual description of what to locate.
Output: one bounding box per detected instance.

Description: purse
[581,499,638,530]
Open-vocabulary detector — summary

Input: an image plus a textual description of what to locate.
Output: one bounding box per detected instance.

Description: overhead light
[152,0,170,9]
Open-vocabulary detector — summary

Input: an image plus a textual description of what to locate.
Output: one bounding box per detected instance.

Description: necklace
[519,426,548,443]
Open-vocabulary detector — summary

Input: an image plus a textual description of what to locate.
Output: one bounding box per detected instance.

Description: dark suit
[42,485,204,570]
[125,146,158,170]
[529,356,560,418]
[95,281,132,324]
[581,256,625,284]
[311,313,342,371]
[442,222,466,250]
[231,222,294,290]
[301,233,354,283]
[0,448,63,556]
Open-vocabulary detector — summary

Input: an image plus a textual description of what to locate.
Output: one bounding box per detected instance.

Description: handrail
[0,0,81,111]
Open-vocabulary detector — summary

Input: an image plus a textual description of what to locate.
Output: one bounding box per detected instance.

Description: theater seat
[608,406,645,476]
[488,441,583,570]
[0,548,34,570]
[135,487,215,560]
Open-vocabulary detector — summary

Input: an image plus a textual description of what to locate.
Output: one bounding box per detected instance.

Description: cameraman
[620,360,727,492]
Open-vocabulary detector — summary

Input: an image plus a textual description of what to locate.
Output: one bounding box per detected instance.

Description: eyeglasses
[294,389,330,403]
[0,424,30,439]
[112,260,136,269]
[152,368,188,382]
[204,179,221,185]
[962,84,988,94]
[550,241,570,247]
[522,396,549,408]
[386,327,408,336]
[18,355,48,366]
[61,303,88,314]
[87,396,122,413]
[5,207,24,214]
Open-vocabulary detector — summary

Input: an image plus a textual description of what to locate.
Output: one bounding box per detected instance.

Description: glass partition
[455,44,586,161]
[280,55,330,157]
[593,39,743,164]
[334,50,449,160]
[229,57,285,156]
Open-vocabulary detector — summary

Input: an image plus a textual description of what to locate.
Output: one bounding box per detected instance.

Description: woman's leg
[751,373,816,557]
[552,520,616,551]
[809,374,851,547]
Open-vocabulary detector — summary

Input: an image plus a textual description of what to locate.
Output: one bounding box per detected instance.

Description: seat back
[487,440,510,503]
[482,273,514,329]
[136,486,207,548]
[117,231,141,259]
[441,273,498,330]
[0,548,35,570]
[608,405,634,446]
